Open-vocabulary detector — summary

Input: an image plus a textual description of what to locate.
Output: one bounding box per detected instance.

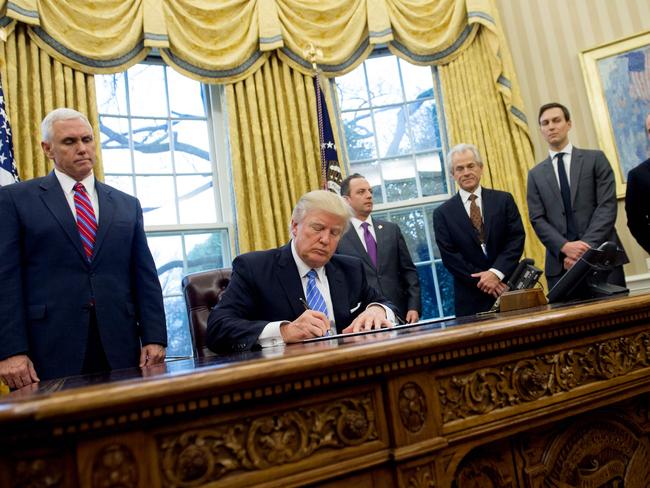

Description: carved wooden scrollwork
[158,394,377,486]
[455,459,513,488]
[14,458,64,488]
[439,331,650,422]
[92,444,139,488]
[404,464,435,488]
[398,382,427,433]
[545,420,650,488]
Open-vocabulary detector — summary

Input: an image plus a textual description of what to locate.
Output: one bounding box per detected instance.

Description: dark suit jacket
[336,219,420,318]
[0,172,167,380]
[206,244,393,354]
[527,147,627,280]
[433,188,525,316]
[625,158,650,254]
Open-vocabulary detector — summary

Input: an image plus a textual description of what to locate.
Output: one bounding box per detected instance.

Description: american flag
[0,81,18,186]
[314,76,342,194]
[626,50,649,101]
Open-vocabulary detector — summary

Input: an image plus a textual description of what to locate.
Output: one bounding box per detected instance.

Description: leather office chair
[182,268,232,358]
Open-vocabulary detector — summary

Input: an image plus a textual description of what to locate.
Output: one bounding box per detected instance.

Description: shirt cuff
[257,321,287,348]
[367,302,396,323]
[489,268,505,281]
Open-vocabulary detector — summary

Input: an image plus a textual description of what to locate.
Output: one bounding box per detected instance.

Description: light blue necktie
[306,269,328,315]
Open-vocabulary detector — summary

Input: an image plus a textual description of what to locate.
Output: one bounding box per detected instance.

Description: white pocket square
[350,302,361,313]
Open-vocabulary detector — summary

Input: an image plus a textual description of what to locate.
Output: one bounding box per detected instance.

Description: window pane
[408,100,439,151]
[374,106,411,158]
[99,116,132,173]
[173,120,212,173]
[136,175,177,225]
[185,231,227,272]
[147,234,184,295]
[336,67,369,111]
[96,73,128,116]
[399,60,435,101]
[365,56,402,106]
[417,265,439,319]
[127,64,168,117]
[177,175,216,224]
[382,157,417,202]
[164,296,193,358]
[341,110,376,161]
[435,261,455,317]
[418,152,448,196]
[104,175,134,197]
[167,69,206,117]
[132,118,173,174]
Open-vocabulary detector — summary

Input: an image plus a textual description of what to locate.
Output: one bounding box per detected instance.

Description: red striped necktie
[73,182,97,261]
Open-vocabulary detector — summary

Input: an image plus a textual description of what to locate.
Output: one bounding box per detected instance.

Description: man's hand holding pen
[279,297,332,342]
[279,309,331,343]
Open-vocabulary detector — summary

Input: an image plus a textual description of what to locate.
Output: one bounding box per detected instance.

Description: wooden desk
[2,294,650,487]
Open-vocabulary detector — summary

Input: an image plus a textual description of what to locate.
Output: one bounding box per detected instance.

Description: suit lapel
[39,172,87,263]
[374,219,389,270]
[481,189,493,244]
[540,156,563,204]
[569,148,584,206]
[343,226,374,268]
[92,181,115,263]
[451,193,482,249]
[276,245,308,318]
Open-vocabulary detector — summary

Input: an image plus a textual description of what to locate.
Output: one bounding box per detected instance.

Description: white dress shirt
[457,185,504,281]
[54,168,99,222]
[549,142,574,187]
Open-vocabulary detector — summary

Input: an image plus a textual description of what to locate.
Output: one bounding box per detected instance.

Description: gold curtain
[0,0,536,259]
[0,23,102,181]
[226,54,321,252]
[438,27,544,268]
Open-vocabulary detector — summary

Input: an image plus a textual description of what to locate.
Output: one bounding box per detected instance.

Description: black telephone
[481,258,543,314]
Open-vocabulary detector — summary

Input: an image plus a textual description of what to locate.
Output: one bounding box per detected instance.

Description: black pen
[299,297,331,336]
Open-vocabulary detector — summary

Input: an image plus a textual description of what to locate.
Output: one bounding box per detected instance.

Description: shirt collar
[54,168,95,195]
[290,239,326,281]
[458,185,482,203]
[351,215,373,230]
[549,142,573,160]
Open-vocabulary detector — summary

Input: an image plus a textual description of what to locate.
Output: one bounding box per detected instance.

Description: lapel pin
[378,225,383,230]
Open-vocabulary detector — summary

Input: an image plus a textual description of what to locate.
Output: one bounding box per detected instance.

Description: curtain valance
[1,0,491,78]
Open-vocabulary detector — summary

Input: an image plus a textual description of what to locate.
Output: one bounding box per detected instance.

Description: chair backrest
[181,268,232,358]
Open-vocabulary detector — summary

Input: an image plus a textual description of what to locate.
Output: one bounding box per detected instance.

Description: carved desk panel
[2,294,650,487]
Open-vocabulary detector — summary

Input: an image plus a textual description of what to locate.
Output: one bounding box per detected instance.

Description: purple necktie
[361,221,377,267]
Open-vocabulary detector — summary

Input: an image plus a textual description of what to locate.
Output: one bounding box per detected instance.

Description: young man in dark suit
[0,108,167,388]
[625,114,650,254]
[337,174,421,323]
[527,102,627,289]
[433,144,525,316]
[207,190,396,354]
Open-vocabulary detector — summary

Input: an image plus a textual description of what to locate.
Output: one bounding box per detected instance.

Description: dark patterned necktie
[469,194,484,243]
[556,152,578,240]
[73,182,97,261]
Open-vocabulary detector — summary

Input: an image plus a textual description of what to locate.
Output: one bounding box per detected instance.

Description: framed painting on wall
[580,31,650,198]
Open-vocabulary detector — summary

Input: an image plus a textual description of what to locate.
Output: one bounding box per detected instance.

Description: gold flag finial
[304,43,323,74]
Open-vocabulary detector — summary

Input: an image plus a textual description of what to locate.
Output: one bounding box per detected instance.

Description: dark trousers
[82,307,110,375]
